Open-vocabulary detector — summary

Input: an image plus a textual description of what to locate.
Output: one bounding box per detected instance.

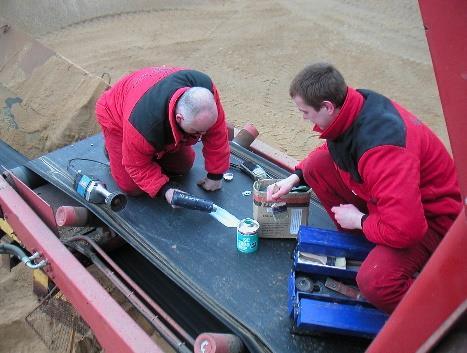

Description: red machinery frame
[0,176,164,353]
[0,1,464,352]
[368,0,467,352]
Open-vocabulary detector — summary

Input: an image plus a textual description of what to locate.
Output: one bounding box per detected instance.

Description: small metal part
[324,277,362,300]
[242,190,251,196]
[223,172,234,181]
[27,259,47,269]
[290,185,309,193]
[312,282,323,292]
[239,160,269,181]
[211,204,240,228]
[295,276,313,292]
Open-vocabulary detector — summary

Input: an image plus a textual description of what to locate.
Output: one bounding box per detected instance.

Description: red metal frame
[250,138,297,172]
[0,177,164,353]
[1,1,465,350]
[419,0,467,214]
[7,171,58,234]
[367,1,467,352]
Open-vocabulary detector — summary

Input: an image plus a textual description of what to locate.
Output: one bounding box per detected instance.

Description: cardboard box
[253,179,311,239]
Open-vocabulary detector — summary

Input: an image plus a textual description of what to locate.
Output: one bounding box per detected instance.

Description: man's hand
[164,188,185,206]
[331,204,365,230]
[197,177,222,191]
[266,174,300,201]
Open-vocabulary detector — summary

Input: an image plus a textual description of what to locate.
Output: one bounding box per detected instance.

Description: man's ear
[175,113,183,124]
[321,101,335,114]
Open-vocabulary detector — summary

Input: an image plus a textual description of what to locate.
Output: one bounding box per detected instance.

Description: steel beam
[418,0,467,216]
[367,1,467,351]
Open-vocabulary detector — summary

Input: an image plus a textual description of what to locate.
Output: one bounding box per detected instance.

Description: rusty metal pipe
[66,236,195,346]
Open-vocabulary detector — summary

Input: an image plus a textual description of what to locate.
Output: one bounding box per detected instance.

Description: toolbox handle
[171,190,214,212]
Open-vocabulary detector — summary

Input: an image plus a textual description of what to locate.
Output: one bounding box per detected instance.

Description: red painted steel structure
[419,0,467,214]
[8,171,58,233]
[0,2,465,351]
[0,177,164,353]
[367,0,467,352]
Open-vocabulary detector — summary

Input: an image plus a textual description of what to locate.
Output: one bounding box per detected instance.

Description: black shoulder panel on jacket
[129,70,213,150]
[328,89,406,183]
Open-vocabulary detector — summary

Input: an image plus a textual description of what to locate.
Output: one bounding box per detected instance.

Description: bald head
[176,87,218,134]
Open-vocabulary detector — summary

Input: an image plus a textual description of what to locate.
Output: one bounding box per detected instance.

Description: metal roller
[194,332,245,353]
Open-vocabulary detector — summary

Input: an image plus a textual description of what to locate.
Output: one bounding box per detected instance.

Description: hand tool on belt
[73,171,127,212]
[171,190,240,228]
[230,160,269,180]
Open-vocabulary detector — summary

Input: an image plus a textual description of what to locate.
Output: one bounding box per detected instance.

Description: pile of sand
[1,0,448,160]
[0,28,107,158]
[37,0,448,159]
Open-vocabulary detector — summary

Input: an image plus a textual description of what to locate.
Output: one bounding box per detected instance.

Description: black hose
[0,243,29,262]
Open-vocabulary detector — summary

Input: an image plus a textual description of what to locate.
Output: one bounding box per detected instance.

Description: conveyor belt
[0,139,28,170]
[109,243,231,339]
[28,134,368,353]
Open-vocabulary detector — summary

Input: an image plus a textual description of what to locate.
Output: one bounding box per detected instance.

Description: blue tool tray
[297,226,374,261]
[289,226,388,338]
[296,295,388,338]
[293,249,360,279]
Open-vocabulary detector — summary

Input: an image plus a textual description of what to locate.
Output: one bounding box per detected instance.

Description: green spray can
[236,218,259,253]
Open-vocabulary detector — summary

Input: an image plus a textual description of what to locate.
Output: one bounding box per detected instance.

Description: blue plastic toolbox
[289,226,389,338]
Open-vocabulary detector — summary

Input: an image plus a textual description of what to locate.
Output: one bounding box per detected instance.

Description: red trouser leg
[100,130,195,195]
[102,129,143,195]
[96,103,141,195]
[300,147,368,231]
[356,227,442,313]
[300,148,443,313]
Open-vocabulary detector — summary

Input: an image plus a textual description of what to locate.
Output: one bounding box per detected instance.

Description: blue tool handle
[171,190,214,212]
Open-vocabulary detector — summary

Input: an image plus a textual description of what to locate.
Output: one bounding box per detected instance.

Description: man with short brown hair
[268,62,462,313]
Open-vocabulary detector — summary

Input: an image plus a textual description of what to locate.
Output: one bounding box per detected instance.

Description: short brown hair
[289,63,347,110]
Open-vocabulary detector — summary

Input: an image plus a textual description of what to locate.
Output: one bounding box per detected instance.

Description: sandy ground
[37,0,449,157]
[1,1,448,352]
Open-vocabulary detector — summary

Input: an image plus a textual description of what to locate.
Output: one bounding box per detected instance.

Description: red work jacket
[298,87,461,248]
[97,67,230,196]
